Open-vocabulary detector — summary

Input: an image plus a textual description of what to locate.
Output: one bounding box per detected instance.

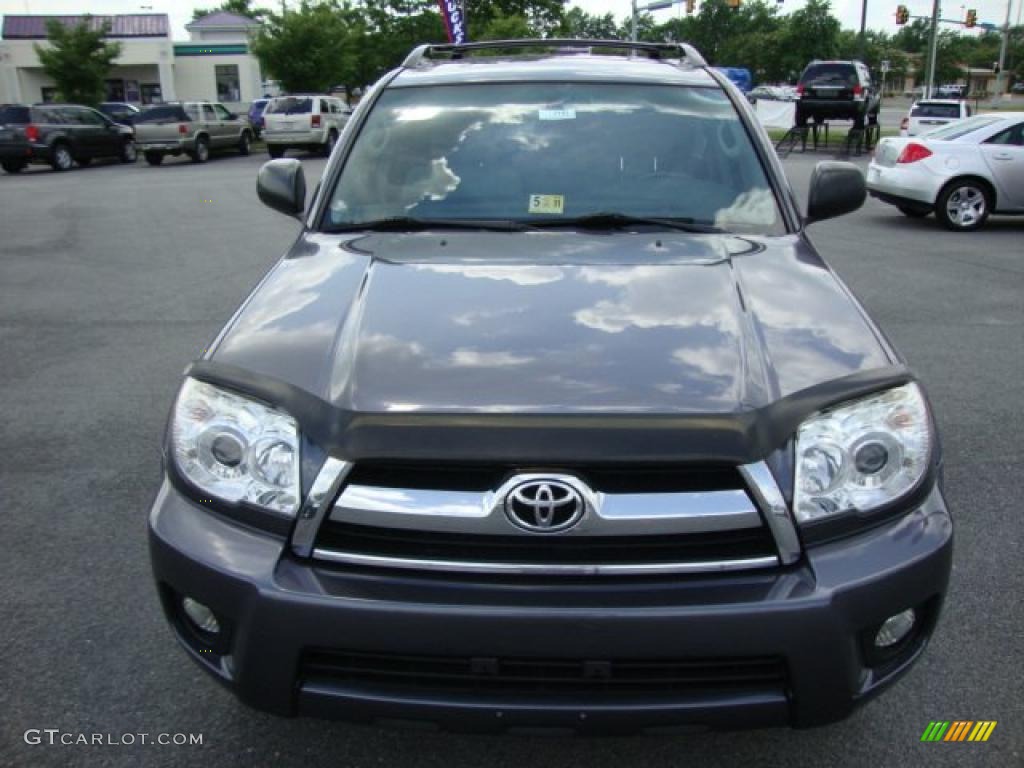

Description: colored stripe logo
[921,721,997,742]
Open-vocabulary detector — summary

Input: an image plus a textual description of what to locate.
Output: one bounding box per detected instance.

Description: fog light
[182,597,220,635]
[875,608,915,648]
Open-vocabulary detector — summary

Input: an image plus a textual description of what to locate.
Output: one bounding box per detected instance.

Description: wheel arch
[939,174,996,209]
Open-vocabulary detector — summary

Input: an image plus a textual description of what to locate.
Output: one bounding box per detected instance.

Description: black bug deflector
[183,359,917,466]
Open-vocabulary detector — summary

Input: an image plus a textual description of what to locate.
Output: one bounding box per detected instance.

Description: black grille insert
[315,521,777,566]
[301,649,788,695]
[344,462,745,494]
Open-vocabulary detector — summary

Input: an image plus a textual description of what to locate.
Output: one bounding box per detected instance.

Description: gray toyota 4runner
[149,40,952,733]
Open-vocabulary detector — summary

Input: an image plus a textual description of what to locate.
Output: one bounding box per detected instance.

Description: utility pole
[631,0,675,42]
[925,0,941,98]
[859,0,869,59]
[993,0,1013,100]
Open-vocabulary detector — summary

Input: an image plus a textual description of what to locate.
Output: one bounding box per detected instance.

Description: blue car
[247,98,269,138]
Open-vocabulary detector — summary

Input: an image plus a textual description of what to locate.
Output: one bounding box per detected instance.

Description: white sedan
[866,113,1024,231]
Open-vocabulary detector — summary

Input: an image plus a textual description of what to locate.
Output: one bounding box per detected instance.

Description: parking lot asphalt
[0,150,1021,768]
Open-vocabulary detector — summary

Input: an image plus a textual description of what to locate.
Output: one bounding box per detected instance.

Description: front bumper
[149,478,952,733]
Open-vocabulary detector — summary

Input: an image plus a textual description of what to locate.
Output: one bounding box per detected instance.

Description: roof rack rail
[402,39,707,69]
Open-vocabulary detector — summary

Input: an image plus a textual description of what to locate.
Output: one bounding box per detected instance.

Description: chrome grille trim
[738,461,801,566]
[309,549,779,576]
[330,474,763,537]
[291,458,353,558]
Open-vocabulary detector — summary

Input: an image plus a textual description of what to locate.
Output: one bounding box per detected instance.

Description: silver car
[867,112,1024,231]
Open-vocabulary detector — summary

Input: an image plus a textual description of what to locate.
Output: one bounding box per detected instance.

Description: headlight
[171,378,301,516]
[794,382,932,524]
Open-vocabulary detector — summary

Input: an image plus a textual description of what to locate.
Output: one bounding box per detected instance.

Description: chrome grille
[307,461,796,576]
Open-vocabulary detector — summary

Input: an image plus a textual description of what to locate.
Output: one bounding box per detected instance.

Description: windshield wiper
[528,212,722,233]
[326,216,530,233]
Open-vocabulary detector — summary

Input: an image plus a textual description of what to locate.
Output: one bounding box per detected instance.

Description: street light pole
[925,0,941,98]
[859,0,869,59]
[632,0,638,41]
[994,0,1013,100]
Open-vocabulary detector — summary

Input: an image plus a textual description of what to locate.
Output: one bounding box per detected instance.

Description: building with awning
[0,12,265,110]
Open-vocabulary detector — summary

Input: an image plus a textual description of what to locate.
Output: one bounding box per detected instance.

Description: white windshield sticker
[538,109,576,121]
[528,194,564,215]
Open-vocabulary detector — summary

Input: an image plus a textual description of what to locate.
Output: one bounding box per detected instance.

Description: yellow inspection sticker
[528,194,564,215]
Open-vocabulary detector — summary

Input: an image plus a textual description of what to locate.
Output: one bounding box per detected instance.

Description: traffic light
[727,0,741,8]
[895,4,909,24]
[686,0,695,13]
[965,9,977,27]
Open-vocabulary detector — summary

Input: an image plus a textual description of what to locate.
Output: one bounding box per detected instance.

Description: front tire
[50,143,74,172]
[238,131,251,156]
[935,180,991,231]
[144,151,164,166]
[268,144,285,159]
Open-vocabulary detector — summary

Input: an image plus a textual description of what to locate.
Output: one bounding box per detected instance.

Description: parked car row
[747,85,798,103]
[1,93,355,174]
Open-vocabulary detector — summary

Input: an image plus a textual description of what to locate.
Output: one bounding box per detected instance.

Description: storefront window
[141,84,163,105]
[216,65,241,103]
[105,79,125,101]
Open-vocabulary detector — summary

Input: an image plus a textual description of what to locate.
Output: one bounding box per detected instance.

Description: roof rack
[402,39,707,69]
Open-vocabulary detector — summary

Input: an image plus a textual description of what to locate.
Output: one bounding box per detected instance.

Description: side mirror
[258,159,306,218]
[806,161,866,224]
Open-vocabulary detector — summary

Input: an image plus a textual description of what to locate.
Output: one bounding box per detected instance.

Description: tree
[467,0,567,38]
[34,17,122,106]
[250,1,363,93]
[479,12,537,40]
[777,0,840,77]
[193,0,269,21]
[557,8,619,39]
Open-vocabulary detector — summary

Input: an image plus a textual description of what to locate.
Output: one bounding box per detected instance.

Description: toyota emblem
[504,479,585,532]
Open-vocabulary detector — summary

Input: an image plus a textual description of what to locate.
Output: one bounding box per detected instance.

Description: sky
[1,0,1018,42]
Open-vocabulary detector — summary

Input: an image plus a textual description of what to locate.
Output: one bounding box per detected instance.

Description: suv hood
[210,231,894,415]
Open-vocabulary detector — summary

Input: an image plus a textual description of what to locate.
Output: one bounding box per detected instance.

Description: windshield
[923,115,1002,140]
[0,105,30,124]
[911,103,961,119]
[326,83,782,234]
[266,97,312,115]
[135,105,188,123]
[800,64,856,86]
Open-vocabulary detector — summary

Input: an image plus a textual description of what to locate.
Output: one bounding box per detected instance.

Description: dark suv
[149,40,951,733]
[0,103,136,173]
[796,60,880,128]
